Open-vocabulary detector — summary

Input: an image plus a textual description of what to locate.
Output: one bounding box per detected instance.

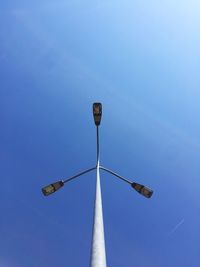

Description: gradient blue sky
[1,1,200,266]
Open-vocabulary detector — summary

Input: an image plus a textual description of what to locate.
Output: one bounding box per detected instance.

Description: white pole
[90,126,107,267]
[90,164,107,267]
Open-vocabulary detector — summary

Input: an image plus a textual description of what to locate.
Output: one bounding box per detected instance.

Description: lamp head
[131,182,153,198]
[93,103,102,126]
[42,180,64,196]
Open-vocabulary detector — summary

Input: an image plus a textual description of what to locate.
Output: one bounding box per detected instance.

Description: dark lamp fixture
[131,182,153,198]
[93,103,102,126]
[42,180,64,196]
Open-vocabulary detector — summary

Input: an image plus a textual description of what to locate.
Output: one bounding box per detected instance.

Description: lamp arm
[63,167,96,184]
[99,166,132,185]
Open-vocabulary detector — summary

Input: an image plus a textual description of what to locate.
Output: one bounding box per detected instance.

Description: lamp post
[90,103,106,267]
[41,103,153,266]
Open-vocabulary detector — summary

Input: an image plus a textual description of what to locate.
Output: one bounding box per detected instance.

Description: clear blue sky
[0,1,200,266]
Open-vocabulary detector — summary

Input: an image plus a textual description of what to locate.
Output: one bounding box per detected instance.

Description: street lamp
[93,102,102,126]
[131,182,153,198]
[41,103,154,267]
[42,180,64,196]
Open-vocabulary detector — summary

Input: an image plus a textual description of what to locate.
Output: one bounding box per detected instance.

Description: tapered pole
[90,126,107,267]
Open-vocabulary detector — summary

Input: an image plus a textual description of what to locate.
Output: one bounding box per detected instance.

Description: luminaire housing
[131,182,153,198]
[42,180,64,196]
[93,103,102,126]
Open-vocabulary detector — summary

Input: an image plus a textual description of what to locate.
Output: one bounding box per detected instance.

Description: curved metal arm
[41,167,97,196]
[99,166,153,198]
[99,166,132,184]
[63,167,96,184]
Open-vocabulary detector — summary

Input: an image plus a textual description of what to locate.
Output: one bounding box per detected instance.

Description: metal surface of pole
[90,126,107,267]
